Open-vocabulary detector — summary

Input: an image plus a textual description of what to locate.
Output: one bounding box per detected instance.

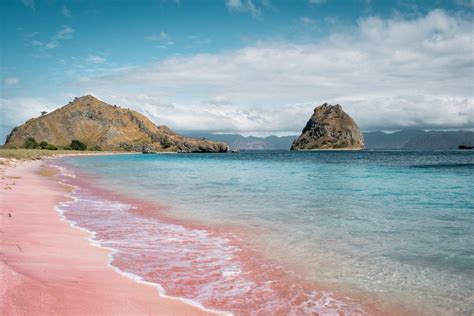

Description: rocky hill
[4,95,229,153]
[291,103,364,150]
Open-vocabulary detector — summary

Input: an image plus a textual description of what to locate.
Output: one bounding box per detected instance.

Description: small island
[291,103,365,150]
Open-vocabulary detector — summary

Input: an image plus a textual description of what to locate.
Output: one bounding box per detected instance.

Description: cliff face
[291,103,364,150]
[4,95,229,153]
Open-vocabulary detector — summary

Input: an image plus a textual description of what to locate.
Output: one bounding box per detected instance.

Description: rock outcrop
[4,95,229,153]
[291,103,364,150]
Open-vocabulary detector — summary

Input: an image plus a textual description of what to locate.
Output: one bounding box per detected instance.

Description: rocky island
[4,95,229,153]
[291,103,364,150]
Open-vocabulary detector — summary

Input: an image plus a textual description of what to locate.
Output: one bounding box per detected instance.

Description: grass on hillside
[0,148,92,160]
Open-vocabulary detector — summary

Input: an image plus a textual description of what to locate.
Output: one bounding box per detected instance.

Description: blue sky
[1,0,473,139]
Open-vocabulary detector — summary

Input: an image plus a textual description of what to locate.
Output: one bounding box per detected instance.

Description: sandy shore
[0,160,212,315]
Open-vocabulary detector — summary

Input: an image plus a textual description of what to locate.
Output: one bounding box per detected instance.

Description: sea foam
[51,162,364,315]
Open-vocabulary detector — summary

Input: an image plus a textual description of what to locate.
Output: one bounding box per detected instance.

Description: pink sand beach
[0,160,212,315]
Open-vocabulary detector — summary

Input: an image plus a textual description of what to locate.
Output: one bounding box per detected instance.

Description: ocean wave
[411,163,474,169]
[51,163,366,316]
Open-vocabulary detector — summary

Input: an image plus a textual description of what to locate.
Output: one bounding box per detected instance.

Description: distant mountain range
[364,130,474,149]
[180,132,297,150]
[181,130,474,150]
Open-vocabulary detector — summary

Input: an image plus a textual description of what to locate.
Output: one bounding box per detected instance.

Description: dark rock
[291,103,364,150]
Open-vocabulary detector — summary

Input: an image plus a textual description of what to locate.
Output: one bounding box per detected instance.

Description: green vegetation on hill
[161,137,173,149]
[68,140,87,151]
[23,137,58,150]
[21,137,79,151]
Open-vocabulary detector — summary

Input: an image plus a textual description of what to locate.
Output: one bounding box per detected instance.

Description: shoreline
[0,160,214,315]
[1,154,424,315]
[52,171,229,316]
[53,157,403,315]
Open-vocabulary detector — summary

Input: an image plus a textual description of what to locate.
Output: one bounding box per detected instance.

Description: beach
[1,150,472,315]
[0,159,212,315]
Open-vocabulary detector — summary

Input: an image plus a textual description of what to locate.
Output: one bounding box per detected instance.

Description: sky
[1,0,473,140]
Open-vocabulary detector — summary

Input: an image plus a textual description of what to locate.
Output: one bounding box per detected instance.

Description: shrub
[45,144,58,150]
[161,138,173,149]
[69,140,87,151]
[39,141,49,149]
[24,137,38,149]
[90,145,101,151]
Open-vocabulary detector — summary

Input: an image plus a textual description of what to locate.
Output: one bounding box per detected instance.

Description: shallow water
[56,150,474,315]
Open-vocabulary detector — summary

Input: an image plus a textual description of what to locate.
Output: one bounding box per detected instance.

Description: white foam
[51,165,232,316]
[221,267,242,278]
[50,163,366,316]
[49,163,76,178]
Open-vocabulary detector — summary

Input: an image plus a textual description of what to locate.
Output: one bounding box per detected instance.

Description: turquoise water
[62,151,474,314]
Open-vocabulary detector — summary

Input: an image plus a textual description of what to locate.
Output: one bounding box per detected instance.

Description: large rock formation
[291,103,364,150]
[4,95,229,153]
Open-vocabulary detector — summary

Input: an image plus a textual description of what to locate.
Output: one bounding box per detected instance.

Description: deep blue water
[63,150,474,314]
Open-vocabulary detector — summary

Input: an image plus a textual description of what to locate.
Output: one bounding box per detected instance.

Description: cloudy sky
[1,0,473,140]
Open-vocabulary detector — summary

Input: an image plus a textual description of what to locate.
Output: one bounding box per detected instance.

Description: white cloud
[28,25,75,50]
[61,5,71,17]
[226,0,261,17]
[3,77,20,86]
[187,35,212,47]
[0,98,48,124]
[156,41,175,49]
[226,0,244,9]
[301,16,315,24]
[87,55,106,64]
[30,40,42,46]
[145,31,169,41]
[21,0,35,10]
[0,97,58,141]
[145,32,174,48]
[84,94,471,134]
[45,42,58,49]
[53,25,75,40]
[324,16,337,24]
[9,9,474,134]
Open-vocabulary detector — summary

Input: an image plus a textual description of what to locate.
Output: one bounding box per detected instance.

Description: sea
[49,150,474,315]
